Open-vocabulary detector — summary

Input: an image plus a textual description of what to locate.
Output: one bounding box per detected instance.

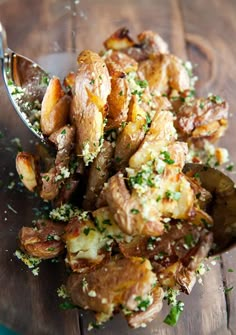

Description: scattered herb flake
[160,151,175,165]
[164,301,184,326]
[130,208,139,214]
[224,286,234,294]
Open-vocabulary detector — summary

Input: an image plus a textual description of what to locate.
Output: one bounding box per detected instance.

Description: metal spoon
[0,22,50,144]
[184,163,236,255]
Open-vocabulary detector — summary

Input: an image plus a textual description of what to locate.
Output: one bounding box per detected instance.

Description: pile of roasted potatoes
[16,28,230,328]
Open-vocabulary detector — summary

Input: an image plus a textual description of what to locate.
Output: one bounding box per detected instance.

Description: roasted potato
[104,27,134,51]
[67,256,157,319]
[104,50,138,73]
[175,96,228,145]
[19,219,65,259]
[70,50,111,165]
[104,28,168,62]
[16,152,38,192]
[105,61,131,130]
[40,77,70,135]
[83,141,114,210]
[138,54,191,95]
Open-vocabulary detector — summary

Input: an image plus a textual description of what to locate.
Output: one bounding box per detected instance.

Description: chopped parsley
[47,247,55,252]
[135,79,148,88]
[224,286,234,294]
[209,95,223,104]
[119,90,123,96]
[199,101,205,109]
[130,208,139,214]
[40,75,50,86]
[164,301,184,326]
[59,300,76,310]
[102,219,112,226]
[47,234,55,241]
[135,296,152,311]
[164,288,184,326]
[165,190,181,201]
[228,268,234,273]
[184,234,195,248]
[94,217,106,233]
[83,227,95,236]
[90,79,95,85]
[160,151,175,165]
[226,164,234,171]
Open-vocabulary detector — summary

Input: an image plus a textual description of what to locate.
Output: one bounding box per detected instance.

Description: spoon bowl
[0,22,51,144]
[184,163,236,255]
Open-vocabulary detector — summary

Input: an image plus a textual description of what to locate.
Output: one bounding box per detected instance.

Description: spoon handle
[0,22,7,60]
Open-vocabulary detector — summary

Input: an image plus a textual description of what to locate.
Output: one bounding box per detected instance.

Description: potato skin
[105,61,131,130]
[67,256,156,316]
[175,97,229,145]
[19,220,65,259]
[83,140,114,210]
[70,50,111,165]
[16,152,38,192]
[40,77,70,136]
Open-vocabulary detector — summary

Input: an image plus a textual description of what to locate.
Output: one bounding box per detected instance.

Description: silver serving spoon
[0,22,51,144]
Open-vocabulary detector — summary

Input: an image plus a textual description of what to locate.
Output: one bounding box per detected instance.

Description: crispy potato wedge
[16,152,38,192]
[83,141,114,210]
[105,61,131,130]
[40,77,70,135]
[67,256,157,317]
[19,220,65,259]
[70,50,111,165]
[114,96,146,170]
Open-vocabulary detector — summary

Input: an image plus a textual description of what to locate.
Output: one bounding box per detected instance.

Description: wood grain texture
[0,0,235,334]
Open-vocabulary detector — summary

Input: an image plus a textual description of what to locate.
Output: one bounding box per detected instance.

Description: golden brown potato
[70,50,111,165]
[63,71,76,90]
[138,54,191,95]
[104,27,135,51]
[175,96,229,145]
[105,173,164,236]
[19,219,65,259]
[64,213,117,273]
[67,256,157,318]
[105,61,131,130]
[128,109,177,169]
[16,152,38,192]
[104,50,138,73]
[83,141,114,210]
[40,77,70,135]
[104,29,168,62]
[114,96,146,170]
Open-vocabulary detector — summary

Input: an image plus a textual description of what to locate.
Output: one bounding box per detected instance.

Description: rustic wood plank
[181,1,236,334]
[0,0,81,334]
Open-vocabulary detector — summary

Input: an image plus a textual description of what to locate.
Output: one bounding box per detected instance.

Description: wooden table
[0,1,235,334]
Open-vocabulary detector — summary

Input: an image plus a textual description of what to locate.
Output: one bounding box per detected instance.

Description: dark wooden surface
[0,1,235,334]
